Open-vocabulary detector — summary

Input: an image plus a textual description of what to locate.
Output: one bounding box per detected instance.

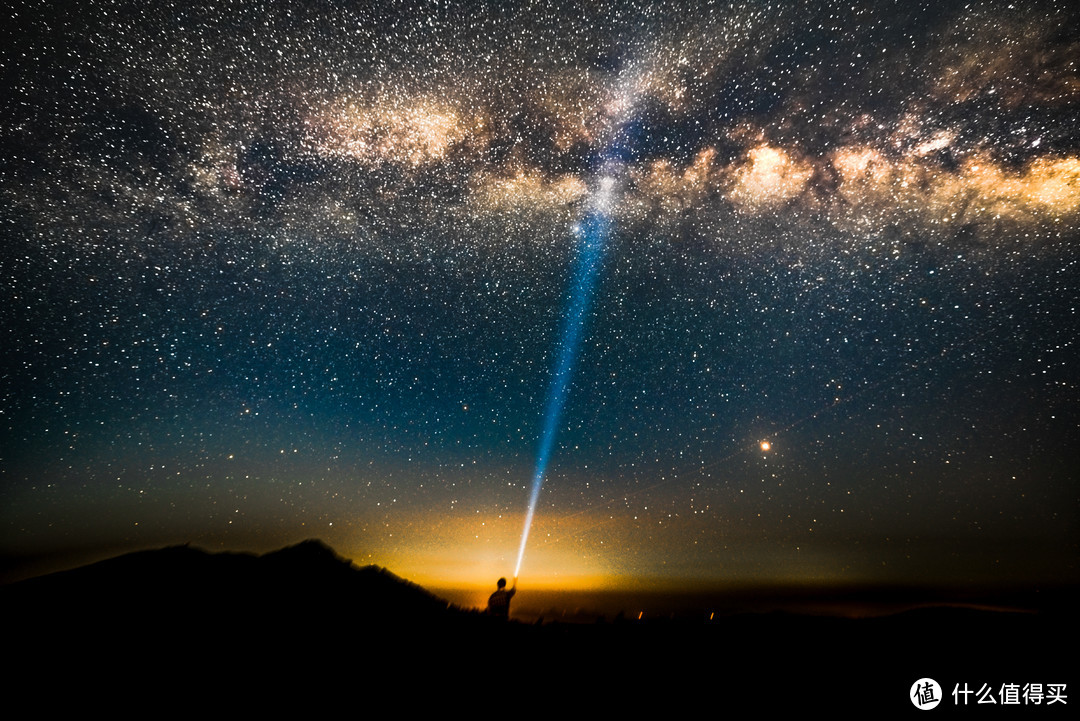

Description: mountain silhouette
[4,540,1074,711]
[3,539,534,700]
[3,539,469,632]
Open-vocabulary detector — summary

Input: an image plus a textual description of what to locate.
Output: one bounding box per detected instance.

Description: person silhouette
[487,577,516,619]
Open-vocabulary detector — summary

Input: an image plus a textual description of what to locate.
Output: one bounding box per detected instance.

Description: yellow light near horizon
[337,508,617,597]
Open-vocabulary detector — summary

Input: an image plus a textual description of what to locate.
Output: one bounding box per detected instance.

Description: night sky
[2,0,1077,594]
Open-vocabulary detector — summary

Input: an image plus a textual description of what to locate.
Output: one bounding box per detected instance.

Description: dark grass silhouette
[4,540,1074,713]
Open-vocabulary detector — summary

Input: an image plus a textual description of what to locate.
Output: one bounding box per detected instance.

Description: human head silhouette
[497,577,507,589]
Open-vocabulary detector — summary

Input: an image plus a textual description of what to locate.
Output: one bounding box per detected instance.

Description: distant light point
[760,440,771,452]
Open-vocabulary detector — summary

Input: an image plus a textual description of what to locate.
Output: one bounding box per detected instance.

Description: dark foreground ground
[4,540,1075,715]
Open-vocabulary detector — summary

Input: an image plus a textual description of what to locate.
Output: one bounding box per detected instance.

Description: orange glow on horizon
[337,507,618,594]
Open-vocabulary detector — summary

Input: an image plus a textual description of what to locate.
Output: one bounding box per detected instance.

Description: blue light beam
[514,180,615,578]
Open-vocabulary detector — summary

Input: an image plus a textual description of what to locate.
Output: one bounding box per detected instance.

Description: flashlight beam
[513,200,612,578]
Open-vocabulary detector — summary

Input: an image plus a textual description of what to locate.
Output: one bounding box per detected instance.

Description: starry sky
[2,0,1077,593]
